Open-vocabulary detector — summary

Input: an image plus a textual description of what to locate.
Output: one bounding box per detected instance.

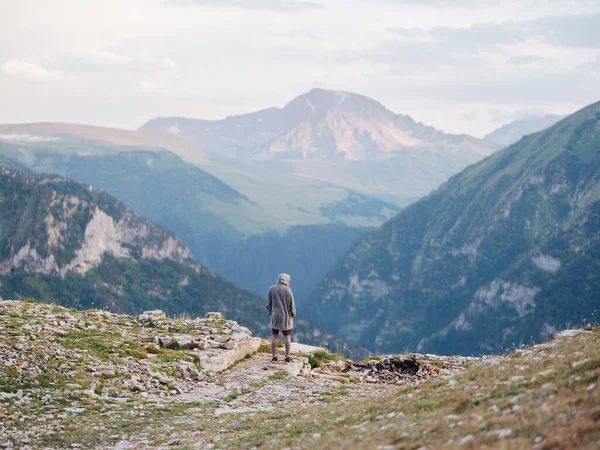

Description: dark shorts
[272,328,292,336]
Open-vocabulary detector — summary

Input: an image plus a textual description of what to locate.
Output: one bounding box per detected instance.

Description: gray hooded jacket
[266,273,296,331]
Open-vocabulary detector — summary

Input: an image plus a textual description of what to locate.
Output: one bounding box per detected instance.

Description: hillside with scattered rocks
[306,99,600,356]
[1,300,598,449]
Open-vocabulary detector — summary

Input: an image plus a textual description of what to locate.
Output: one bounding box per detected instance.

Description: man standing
[266,273,296,363]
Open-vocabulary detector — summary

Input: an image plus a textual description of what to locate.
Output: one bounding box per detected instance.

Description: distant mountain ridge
[141,88,492,162]
[304,100,600,356]
[0,122,398,303]
[140,89,495,204]
[484,114,567,149]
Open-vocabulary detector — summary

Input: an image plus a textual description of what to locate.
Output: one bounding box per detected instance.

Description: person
[266,273,296,363]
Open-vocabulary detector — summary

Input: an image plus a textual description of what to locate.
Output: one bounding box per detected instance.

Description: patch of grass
[308,349,344,369]
[166,341,181,351]
[268,371,289,381]
[257,342,271,353]
[257,340,283,353]
[224,388,251,403]
[223,329,600,450]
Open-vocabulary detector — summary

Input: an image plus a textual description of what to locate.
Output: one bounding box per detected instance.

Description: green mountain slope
[0,164,269,332]
[0,124,396,302]
[305,100,600,355]
[0,163,367,357]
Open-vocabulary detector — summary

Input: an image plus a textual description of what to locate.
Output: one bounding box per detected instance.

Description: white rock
[488,428,513,438]
[572,359,591,368]
[459,435,474,445]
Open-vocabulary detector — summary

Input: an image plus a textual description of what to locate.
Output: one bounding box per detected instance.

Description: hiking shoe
[284,357,292,363]
[271,356,278,362]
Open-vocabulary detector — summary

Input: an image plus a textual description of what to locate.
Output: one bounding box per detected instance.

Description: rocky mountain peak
[139,88,492,164]
[283,88,394,121]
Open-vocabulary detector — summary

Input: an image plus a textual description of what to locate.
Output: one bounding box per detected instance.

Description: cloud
[167,0,324,12]
[54,51,172,74]
[508,55,548,65]
[140,78,169,93]
[2,59,64,82]
[163,57,176,69]
[396,13,600,53]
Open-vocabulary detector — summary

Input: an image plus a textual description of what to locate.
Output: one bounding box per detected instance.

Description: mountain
[0,162,367,357]
[0,123,396,302]
[140,88,495,203]
[0,122,396,230]
[484,114,567,149]
[304,100,600,356]
[0,164,270,331]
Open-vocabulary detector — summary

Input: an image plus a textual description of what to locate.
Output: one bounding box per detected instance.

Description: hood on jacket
[277,273,291,286]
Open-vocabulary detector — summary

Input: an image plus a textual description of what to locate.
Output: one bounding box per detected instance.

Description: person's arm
[266,288,272,314]
[288,288,296,318]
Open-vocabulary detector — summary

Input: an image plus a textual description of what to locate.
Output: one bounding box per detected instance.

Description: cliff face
[0,166,269,332]
[0,167,197,278]
[305,100,600,355]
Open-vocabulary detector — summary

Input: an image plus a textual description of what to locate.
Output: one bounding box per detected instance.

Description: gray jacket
[266,273,296,331]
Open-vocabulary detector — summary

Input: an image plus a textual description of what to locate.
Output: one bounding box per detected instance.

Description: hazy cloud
[167,0,324,11]
[2,59,64,82]
[53,51,175,74]
[508,55,548,65]
[0,1,599,136]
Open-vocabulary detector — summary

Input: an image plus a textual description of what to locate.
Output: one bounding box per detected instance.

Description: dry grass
[2,300,598,449]
[221,328,600,449]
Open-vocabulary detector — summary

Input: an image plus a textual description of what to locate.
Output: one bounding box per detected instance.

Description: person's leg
[271,329,279,358]
[284,330,292,359]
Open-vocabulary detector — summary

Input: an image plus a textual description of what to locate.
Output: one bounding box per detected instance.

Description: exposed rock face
[0,167,275,335]
[0,169,198,278]
[198,335,262,373]
[141,89,493,163]
[305,100,600,355]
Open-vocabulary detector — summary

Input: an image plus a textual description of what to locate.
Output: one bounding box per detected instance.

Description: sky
[1,0,599,137]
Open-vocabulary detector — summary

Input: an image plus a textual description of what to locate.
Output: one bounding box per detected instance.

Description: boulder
[176,362,201,381]
[173,335,195,350]
[204,312,222,320]
[157,336,175,348]
[138,310,166,328]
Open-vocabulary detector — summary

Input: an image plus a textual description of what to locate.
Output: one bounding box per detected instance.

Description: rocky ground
[1,300,599,449]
